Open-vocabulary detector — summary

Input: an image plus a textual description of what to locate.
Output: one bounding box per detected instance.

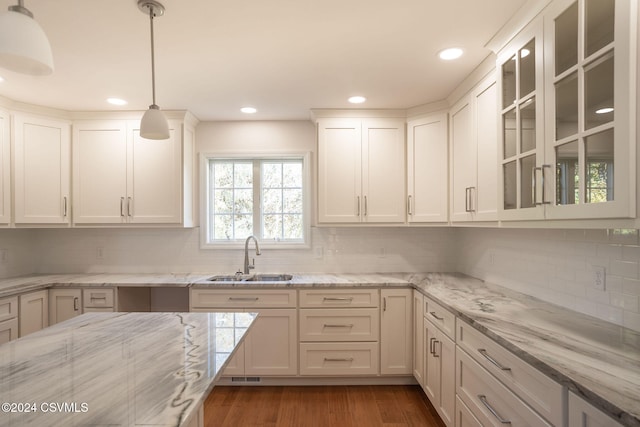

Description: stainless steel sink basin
[206,274,246,282]
[245,274,293,282]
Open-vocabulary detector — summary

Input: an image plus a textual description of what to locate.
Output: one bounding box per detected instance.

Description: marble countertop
[0,311,256,427]
[409,273,640,427]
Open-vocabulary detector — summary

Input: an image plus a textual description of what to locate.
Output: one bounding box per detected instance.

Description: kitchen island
[0,311,256,427]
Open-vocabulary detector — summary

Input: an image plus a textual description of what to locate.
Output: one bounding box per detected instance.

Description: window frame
[199,151,311,249]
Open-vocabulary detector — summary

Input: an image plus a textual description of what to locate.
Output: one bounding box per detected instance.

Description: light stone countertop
[0,272,638,425]
[0,311,256,427]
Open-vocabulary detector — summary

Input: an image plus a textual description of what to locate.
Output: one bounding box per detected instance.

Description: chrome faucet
[243,235,261,274]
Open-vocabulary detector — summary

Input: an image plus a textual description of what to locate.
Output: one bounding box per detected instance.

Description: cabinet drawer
[191,289,296,308]
[0,296,18,322]
[456,348,552,427]
[456,396,483,427]
[457,320,563,426]
[82,288,114,308]
[299,308,379,342]
[299,342,379,376]
[299,289,378,308]
[424,296,455,339]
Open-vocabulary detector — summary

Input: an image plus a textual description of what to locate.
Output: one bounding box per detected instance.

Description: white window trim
[199,151,312,249]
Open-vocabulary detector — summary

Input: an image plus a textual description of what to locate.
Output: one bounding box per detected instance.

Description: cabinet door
[19,290,49,337]
[49,289,82,325]
[244,308,297,376]
[412,291,424,386]
[13,114,70,224]
[424,318,455,427]
[407,114,448,223]
[127,121,182,224]
[362,119,405,223]
[568,391,623,427]
[450,99,476,222]
[424,318,440,404]
[474,76,499,221]
[0,318,18,344]
[317,119,362,223]
[0,109,9,225]
[380,289,412,375]
[73,121,128,224]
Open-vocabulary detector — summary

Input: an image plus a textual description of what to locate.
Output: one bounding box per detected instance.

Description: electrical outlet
[96,246,105,260]
[593,265,606,291]
[314,246,324,259]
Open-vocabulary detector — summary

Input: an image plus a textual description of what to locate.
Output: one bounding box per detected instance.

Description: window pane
[234,189,253,213]
[555,73,579,139]
[555,140,580,205]
[585,0,614,57]
[234,163,253,187]
[502,55,516,108]
[503,161,517,210]
[521,155,536,208]
[283,163,303,187]
[263,189,283,213]
[213,214,233,240]
[262,163,282,188]
[283,215,303,239]
[555,2,578,75]
[262,214,282,240]
[586,129,614,203]
[520,98,536,153]
[214,163,233,188]
[585,56,614,130]
[283,189,303,213]
[503,109,517,159]
[519,39,536,97]
[234,214,253,239]
[214,189,233,213]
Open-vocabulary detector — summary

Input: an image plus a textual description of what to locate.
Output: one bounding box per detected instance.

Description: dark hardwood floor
[204,385,446,427]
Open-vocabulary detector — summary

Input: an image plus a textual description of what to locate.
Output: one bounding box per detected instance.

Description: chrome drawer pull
[228,297,259,301]
[429,311,444,321]
[90,296,107,300]
[478,349,511,371]
[324,357,354,362]
[323,324,354,328]
[478,395,511,424]
[432,340,440,358]
[323,297,354,301]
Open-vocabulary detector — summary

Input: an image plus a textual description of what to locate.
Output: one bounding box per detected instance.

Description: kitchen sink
[205,274,293,282]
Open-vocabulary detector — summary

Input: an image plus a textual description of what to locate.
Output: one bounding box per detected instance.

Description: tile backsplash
[456,228,640,332]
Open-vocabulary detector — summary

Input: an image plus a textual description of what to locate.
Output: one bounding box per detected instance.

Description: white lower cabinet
[0,295,18,344]
[424,312,455,427]
[299,342,379,376]
[568,391,623,427]
[456,396,483,427]
[412,290,424,386]
[380,288,412,375]
[19,290,48,337]
[82,288,115,311]
[49,288,82,325]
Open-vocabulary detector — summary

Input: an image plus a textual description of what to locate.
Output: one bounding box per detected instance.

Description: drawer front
[0,296,18,322]
[0,318,18,345]
[82,288,114,308]
[456,396,483,427]
[456,348,552,427]
[457,320,563,426]
[299,308,379,342]
[299,289,378,308]
[300,342,379,376]
[191,289,296,308]
[424,296,455,339]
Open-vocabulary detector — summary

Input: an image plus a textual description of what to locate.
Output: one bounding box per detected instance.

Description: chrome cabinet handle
[127,197,133,217]
[323,297,353,302]
[533,166,540,205]
[120,197,125,217]
[63,196,68,217]
[407,195,413,216]
[429,311,444,321]
[478,395,511,424]
[364,196,368,216]
[465,187,470,212]
[90,296,107,301]
[383,297,387,312]
[356,196,360,217]
[73,297,79,311]
[228,297,259,301]
[323,324,354,328]
[478,349,511,371]
[432,340,440,357]
[469,187,476,212]
[429,337,436,354]
[541,164,551,205]
[324,357,354,362]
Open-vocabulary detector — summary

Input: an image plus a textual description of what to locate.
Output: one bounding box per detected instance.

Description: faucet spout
[243,235,261,274]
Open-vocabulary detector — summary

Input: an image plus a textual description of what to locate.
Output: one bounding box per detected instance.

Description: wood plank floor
[204,385,446,427]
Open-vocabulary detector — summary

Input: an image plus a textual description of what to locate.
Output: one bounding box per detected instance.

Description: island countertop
[0,311,256,427]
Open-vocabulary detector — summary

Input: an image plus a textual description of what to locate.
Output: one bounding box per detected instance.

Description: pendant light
[0,0,53,75]
[138,0,169,140]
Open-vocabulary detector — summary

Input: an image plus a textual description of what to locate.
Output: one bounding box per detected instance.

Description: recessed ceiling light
[241,107,257,114]
[348,96,366,104]
[107,98,127,106]
[438,48,463,61]
[595,107,614,114]
[0,76,4,83]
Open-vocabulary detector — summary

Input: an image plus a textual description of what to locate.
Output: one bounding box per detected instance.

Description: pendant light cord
[148,5,157,107]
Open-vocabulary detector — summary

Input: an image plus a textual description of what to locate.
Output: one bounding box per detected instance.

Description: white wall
[456,227,640,332]
[0,229,37,277]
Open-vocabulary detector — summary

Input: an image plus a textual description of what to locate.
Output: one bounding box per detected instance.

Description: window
[202,154,309,247]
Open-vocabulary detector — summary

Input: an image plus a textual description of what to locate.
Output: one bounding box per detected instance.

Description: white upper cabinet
[73,118,191,226]
[13,114,71,225]
[317,117,405,224]
[451,74,499,222]
[407,113,448,223]
[0,109,9,226]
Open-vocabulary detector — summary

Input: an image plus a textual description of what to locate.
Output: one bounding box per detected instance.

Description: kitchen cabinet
[568,391,623,427]
[0,296,18,344]
[82,288,115,312]
[190,289,297,377]
[18,290,48,337]
[13,113,71,225]
[380,288,412,375]
[450,73,499,223]
[406,113,448,223]
[72,116,195,226]
[0,109,9,226]
[412,290,424,386]
[317,118,405,224]
[49,288,82,325]
[423,297,455,427]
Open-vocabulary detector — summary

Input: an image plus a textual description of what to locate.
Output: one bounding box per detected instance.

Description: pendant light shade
[0,2,53,76]
[138,0,169,140]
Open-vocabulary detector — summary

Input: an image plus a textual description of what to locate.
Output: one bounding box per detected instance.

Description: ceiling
[0,0,529,121]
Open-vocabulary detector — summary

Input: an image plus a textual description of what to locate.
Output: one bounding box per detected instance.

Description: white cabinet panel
[568,391,623,427]
[19,290,48,337]
[49,288,82,325]
[244,308,297,376]
[0,318,18,344]
[412,290,424,386]
[450,99,475,222]
[424,316,455,427]
[299,289,378,308]
[299,308,378,342]
[380,288,412,375]
[0,109,9,225]
[13,114,71,224]
[299,342,379,376]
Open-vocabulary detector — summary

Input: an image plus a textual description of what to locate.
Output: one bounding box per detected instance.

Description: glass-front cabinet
[498,0,636,221]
